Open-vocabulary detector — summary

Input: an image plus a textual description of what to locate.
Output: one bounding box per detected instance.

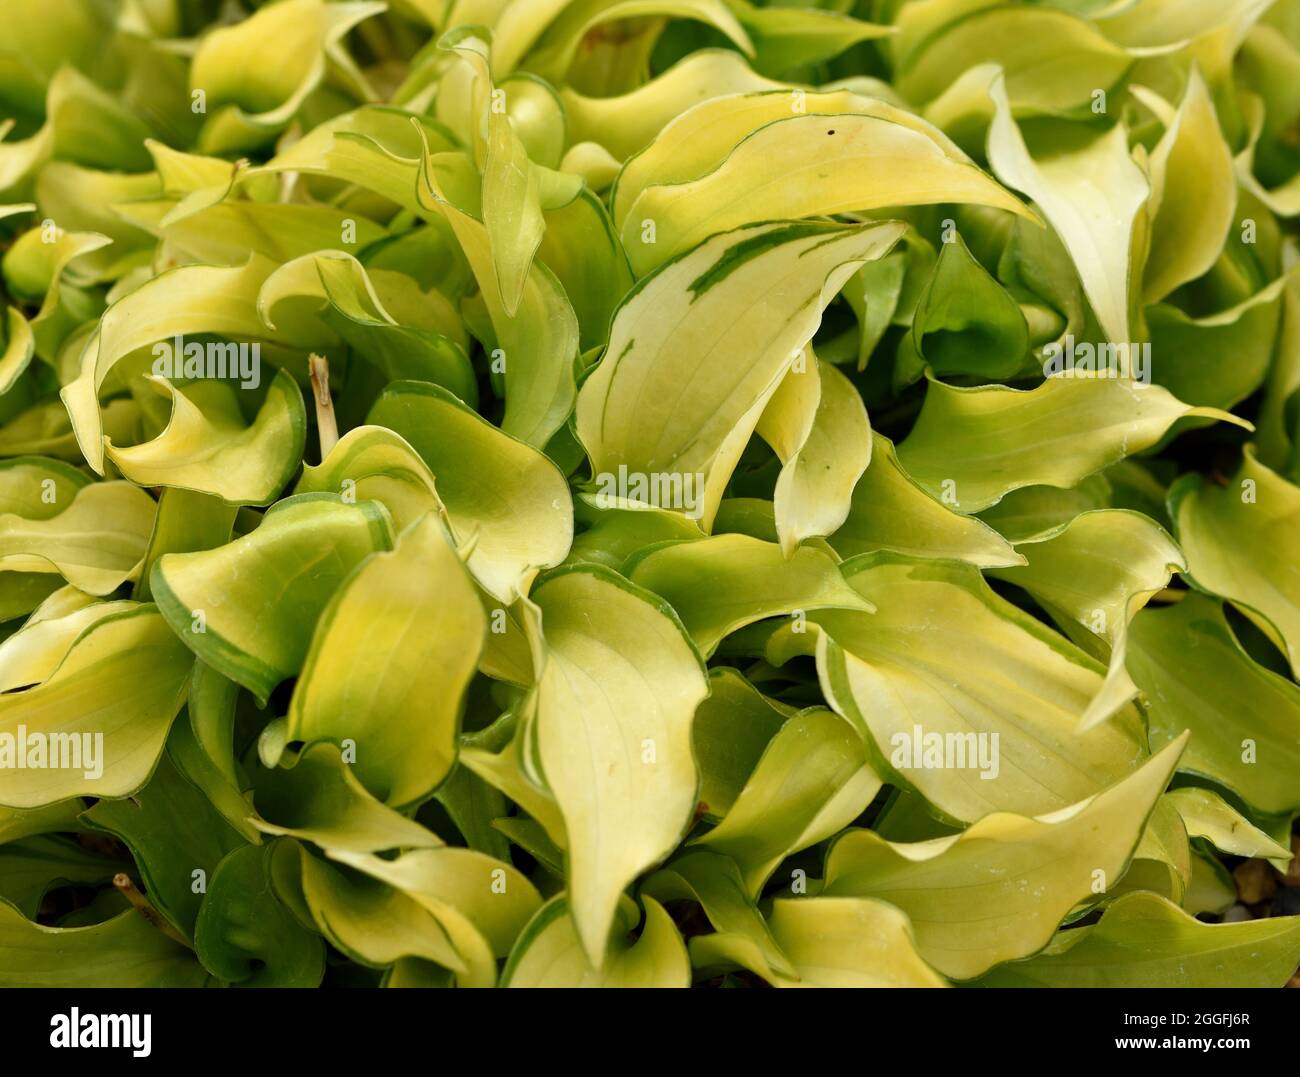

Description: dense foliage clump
[0,0,1298,988]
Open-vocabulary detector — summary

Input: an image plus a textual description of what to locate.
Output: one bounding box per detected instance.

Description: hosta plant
[0,0,1298,990]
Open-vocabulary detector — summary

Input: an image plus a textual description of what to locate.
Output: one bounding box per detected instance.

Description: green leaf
[1184,848,1237,918]
[250,744,443,855]
[1169,447,1300,677]
[897,4,1132,113]
[294,426,442,534]
[990,509,1185,729]
[416,145,580,448]
[435,763,512,861]
[755,352,873,555]
[0,606,192,809]
[0,0,1291,994]
[643,848,796,979]
[1146,275,1290,413]
[0,800,84,845]
[0,836,126,919]
[976,473,1113,543]
[896,375,1247,513]
[627,534,874,657]
[0,901,212,987]
[727,0,892,76]
[524,565,708,964]
[367,381,574,601]
[577,219,903,529]
[169,662,260,844]
[0,576,65,629]
[693,895,948,988]
[812,555,1146,823]
[105,369,306,507]
[690,668,793,821]
[1113,794,1191,904]
[510,0,753,86]
[822,736,1187,980]
[897,230,1028,385]
[83,749,245,938]
[1164,787,1293,862]
[829,432,1023,568]
[0,308,34,397]
[0,590,135,692]
[277,841,465,972]
[537,189,635,353]
[460,713,568,852]
[441,31,555,318]
[259,251,478,410]
[987,75,1148,344]
[1126,591,1300,816]
[1137,68,1237,304]
[0,481,156,595]
[568,500,705,571]
[329,845,543,987]
[194,843,325,987]
[188,0,385,154]
[617,94,1030,274]
[128,200,388,270]
[977,892,1300,988]
[0,457,91,518]
[560,49,780,162]
[61,254,276,474]
[0,398,139,465]
[287,514,485,806]
[501,894,689,987]
[256,106,454,215]
[134,488,238,602]
[151,493,394,705]
[692,707,881,896]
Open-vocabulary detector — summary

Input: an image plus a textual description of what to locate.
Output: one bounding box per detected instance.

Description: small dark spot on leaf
[827,129,835,135]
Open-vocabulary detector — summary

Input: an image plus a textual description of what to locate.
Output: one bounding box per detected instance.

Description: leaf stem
[308,353,339,460]
[113,873,191,948]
